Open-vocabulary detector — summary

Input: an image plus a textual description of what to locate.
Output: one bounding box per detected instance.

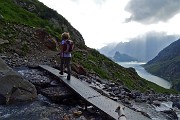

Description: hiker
[59,32,73,80]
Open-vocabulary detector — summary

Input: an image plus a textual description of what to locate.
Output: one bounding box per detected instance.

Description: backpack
[63,40,74,52]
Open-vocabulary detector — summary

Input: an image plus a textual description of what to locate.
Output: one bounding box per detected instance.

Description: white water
[117,62,172,89]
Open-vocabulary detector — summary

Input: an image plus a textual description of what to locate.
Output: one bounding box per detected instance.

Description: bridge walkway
[39,65,150,120]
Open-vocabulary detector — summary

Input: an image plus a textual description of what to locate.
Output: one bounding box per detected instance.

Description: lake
[117,62,172,89]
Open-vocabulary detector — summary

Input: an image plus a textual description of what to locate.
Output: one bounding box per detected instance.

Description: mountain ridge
[144,39,180,91]
[99,32,179,62]
[113,51,138,62]
[0,0,177,93]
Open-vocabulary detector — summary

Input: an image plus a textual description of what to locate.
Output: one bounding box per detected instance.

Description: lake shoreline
[117,61,172,89]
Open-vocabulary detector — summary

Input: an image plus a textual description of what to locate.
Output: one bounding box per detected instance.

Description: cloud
[70,0,106,6]
[129,31,179,42]
[70,0,79,2]
[93,0,106,5]
[125,0,180,24]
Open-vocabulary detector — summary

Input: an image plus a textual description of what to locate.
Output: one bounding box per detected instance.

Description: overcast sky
[38,0,180,49]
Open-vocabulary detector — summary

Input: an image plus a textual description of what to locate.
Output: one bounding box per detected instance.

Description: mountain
[0,0,176,93]
[144,39,180,91]
[99,32,178,62]
[113,51,138,62]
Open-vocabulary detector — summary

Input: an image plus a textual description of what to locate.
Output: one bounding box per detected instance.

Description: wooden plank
[39,65,150,120]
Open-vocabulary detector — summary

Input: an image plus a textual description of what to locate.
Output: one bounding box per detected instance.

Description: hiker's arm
[57,42,63,56]
[58,43,64,57]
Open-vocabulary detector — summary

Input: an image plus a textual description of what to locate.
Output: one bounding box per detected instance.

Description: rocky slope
[0,0,180,119]
[0,0,177,95]
[144,39,180,91]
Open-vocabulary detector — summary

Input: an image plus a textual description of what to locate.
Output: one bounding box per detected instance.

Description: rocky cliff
[113,51,138,62]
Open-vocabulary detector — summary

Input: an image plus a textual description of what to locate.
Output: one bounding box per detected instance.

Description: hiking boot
[67,75,71,80]
[59,71,63,75]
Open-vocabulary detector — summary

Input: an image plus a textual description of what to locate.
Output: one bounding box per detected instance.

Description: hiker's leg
[65,57,71,80]
[60,57,64,75]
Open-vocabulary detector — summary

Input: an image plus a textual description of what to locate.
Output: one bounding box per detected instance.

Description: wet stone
[0,93,6,105]
[40,86,75,103]
[17,69,52,87]
[28,77,51,87]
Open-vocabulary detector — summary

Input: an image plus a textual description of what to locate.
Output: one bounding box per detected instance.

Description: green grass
[0,0,178,94]
[0,0,62,37]
[0,0,47,27]
[72,50,178,93]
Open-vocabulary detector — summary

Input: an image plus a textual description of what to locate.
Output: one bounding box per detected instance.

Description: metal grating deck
[39,65,150,120]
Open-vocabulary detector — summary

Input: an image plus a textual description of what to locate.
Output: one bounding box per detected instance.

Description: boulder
[162,110,178,120]
[0,58,37,104]
[0,58,12,73]
[45,37,58,51]
[72,64,87,75]
[40,86,74,103]
[173,100,180,109]
[0,71,37,104]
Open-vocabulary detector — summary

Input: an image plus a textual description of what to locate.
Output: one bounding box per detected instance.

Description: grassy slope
[0,0,178,94]
[73,50,177,93]
[0,0,48,27]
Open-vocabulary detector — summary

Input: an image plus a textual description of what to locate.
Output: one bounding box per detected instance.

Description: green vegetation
[0,0,47,27]
[73,50,178,93]
[0,0,65,37]
[21,43,29,56]
[0,0,178,94]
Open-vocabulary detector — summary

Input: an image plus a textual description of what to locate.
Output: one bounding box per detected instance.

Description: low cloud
[93,0,106,5]
[70,0,106,5]
[129,31,179,42]
[125,0,180,24]
[70,0,79,2]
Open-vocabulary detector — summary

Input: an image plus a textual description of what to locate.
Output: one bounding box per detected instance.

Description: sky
[38,0,180,49]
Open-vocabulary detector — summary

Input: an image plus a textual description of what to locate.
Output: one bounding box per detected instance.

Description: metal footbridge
[39,65,150,120]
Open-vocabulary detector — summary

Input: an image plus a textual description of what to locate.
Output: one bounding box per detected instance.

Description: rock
[123,98,131,104]
[73,111,83,117]
[0,93,6,104]
[123,87,131,93]
[63,115,70,120]
[0,14,3,19]
[0,58,37,105]
[28,77,51,87]
[44,37,58,51]
[15,39,22,43]
[0,58,12,73]
[40,86,74,103]
[173,100,180,109]
[72,64,87,75]
[162,110,178,120]
[0,38,9,45]
[0,71,37,104]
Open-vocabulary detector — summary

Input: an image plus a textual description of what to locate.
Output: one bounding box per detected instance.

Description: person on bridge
[59,32,73,80]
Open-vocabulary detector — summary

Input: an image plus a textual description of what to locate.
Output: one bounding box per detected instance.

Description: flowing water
[0,68,73,120]
[0,67,179,119]
[0,67,106,120]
